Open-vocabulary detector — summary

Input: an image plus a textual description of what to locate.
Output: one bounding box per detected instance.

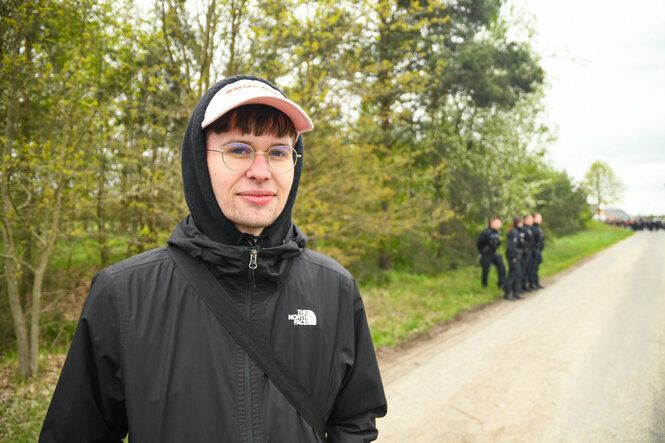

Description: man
[504,216,524,301]
[531,213,545,289]
[520,214,535,292]
[40,75,387,442]
[475,216,506,289]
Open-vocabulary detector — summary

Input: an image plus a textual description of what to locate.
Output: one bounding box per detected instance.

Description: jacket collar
[167,216,306,289]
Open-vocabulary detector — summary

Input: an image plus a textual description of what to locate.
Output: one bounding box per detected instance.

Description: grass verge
[362,221,633,347]
[0,354,64,442]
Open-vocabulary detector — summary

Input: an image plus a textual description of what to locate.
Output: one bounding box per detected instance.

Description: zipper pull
[249,248,258,288]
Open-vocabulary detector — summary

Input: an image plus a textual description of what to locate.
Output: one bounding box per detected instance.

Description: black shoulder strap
[167,245,327,442]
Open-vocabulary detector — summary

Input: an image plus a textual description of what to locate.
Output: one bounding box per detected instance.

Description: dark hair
[204,104,297,142]
[510,216,523,230]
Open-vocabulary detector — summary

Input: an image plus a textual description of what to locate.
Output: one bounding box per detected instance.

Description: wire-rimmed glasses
[206,142,300,173]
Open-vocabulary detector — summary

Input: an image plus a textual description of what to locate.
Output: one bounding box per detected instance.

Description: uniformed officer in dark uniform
[476,216,506,289]
[521,214,535,292]
[504,216,525,301]
[530,213,545,289]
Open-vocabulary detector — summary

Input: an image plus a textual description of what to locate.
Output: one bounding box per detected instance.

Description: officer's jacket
[520,226,533,253]
[476,228,501,255]
[532,223,545,250]
[506,227,522,261]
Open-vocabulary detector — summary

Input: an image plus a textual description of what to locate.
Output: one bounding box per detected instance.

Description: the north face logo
[288,309,317,326]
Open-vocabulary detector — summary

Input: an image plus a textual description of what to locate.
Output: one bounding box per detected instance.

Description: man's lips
[237,190,276,205]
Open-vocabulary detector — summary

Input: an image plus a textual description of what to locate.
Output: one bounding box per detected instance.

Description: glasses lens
[219,143,297,173]
[222,143,253,170]
[267,146,297,173]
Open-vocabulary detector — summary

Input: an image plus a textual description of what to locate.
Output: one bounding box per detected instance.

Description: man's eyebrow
[224,139,293,149]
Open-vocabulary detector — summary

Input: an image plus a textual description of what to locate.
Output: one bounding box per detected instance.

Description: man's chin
[231,216,280,237]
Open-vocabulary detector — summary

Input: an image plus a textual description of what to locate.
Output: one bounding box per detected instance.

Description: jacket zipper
[249,248,258,289]
[245,248,259,442]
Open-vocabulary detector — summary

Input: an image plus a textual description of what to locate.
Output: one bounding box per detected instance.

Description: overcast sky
[511,0,665,216]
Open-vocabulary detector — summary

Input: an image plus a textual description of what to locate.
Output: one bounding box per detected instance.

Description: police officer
[521,214,535,292]
[504,216,525,301]
[476,216,506,289]
[531,213,545,289]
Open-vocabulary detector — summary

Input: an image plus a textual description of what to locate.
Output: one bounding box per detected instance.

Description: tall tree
[582,160,624,217]
[350,0,452,270]
[0,0,128,378]
[537,170,589,237]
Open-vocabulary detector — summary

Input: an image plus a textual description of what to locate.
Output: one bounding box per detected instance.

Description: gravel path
[376,231,665,442]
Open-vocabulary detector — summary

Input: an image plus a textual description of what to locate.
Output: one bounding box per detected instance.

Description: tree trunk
[1,45,33,379]
[2,245,32,379]
[97,154,109,267]
[30,257,48,375]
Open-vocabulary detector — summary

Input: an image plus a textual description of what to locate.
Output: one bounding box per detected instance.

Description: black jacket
[476,228,501,255]
[40,218,386,442]
[506,227,522,261]
[532,223,545,251]
[519,225,533,255]
[41,75,386,442]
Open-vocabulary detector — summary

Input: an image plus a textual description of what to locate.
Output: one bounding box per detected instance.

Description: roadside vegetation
[3,0,574,380]
[0,221,633,440]
[362,221,633,347]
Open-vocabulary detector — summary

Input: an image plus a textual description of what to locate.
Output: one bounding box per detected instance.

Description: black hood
[181,74,305,248]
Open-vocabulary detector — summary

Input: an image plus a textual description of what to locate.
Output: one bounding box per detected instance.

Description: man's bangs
[207,104,297,141]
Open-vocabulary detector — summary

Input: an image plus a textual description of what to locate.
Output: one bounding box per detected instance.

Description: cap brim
[201,80,313,133]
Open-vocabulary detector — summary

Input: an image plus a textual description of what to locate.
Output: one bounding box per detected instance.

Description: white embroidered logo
[288,309,317,326]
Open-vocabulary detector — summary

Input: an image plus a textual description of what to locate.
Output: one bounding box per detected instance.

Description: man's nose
[246,152,271,180]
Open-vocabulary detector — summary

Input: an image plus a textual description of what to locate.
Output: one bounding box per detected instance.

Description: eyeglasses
[206,143,301,173]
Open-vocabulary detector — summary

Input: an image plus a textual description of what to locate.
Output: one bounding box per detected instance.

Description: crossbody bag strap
[167,245,327,442]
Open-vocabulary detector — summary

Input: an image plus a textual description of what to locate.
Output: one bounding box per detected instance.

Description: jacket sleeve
[506,231,517,260]
[476,231,488,254]
[326,279,387,443]
[531,227,540,249]
[40,270,127,443]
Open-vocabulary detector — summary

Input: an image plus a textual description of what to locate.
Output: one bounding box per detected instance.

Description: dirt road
[376,231,665,442]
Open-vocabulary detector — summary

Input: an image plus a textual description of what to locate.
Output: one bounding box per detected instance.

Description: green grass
[362,221,633,347]
[0,354,63,442]
[538,221,633,279]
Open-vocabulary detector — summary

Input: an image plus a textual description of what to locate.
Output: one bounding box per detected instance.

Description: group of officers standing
[476,213,545,301]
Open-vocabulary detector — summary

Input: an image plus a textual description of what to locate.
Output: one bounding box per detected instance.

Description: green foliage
[582,160,625,214]
[0,0,592,376]
[537,169,590,237]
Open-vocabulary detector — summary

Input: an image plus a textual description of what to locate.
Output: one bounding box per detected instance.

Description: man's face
[490,219,502,230]
[524,215,533,226]
[534,214,542,224]
[206,127,295,236]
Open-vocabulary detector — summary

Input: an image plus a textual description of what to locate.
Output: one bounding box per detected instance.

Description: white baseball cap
[201,79,314,133]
